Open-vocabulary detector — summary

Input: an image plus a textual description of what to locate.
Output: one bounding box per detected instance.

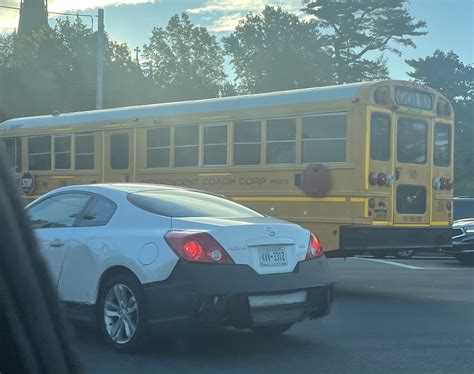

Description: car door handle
[49,239,65,248]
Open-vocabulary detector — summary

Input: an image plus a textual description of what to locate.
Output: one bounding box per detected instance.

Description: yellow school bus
[0,80,454,256]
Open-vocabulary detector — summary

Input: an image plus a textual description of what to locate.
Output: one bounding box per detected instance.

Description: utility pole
[96,8,105,110]
[134,47,141,65]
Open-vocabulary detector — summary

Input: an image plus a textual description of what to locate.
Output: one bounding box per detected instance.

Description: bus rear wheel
[370,251,387,259]
[394,249,415,259]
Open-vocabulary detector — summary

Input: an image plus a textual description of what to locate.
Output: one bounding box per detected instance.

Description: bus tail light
[433,177,453,191]
[370,172,393,187]
[306,233,323,260]
[369,172,378,186]
[369,198,376,209]
[377,172,387,186]
[165,231,234,265]
[445,179,453,190]
[385,174,394,186]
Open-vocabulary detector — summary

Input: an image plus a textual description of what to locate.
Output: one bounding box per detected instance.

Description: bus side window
[203,123,228,166]
[0,138,22,172]
[28,136,51,171]
[174,125,198,167]
[302,114,347,163]
[370,113,391,161]
[266,118,296,164]
[147,127,170,168]
[434,123,451,167]
[75,133,95,170]
[54,135,71,170]
[110,133,129,170]
[234,121,261,165]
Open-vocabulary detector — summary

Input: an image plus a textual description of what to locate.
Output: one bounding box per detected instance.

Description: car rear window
[453,199,474,221]
[128,190,263,218]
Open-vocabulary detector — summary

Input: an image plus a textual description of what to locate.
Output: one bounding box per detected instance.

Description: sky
[1,0,473,80]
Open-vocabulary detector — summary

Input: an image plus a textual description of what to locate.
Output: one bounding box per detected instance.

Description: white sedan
[27,184,334,351]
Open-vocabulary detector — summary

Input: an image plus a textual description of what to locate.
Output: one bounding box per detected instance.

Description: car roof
[43,183,184,198]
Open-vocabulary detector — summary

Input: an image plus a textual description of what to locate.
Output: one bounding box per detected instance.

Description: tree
[0,17,154,122]
[0,26,63,120]
[304,0,427,83]
[142,13,227,102]
[406,51,474,195]
[223,6,334,94]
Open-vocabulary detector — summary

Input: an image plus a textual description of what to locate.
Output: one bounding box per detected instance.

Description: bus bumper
[339,225,452,254]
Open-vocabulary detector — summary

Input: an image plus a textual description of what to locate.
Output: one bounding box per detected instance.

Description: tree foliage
[407,50,474,195]
[304,0,427,83]
[223,6,334,94]
[0,18,153,122]
[142,13,227,102]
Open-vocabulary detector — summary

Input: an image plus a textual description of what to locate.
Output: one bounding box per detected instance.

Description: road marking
[352,257,425,270]
[350,257,468,270]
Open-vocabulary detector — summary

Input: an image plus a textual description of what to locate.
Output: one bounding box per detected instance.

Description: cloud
[48,0,156,13]
[187,0,301,15]
[207,13,246,33]
[187,0,306,33]
[0,0,156,33]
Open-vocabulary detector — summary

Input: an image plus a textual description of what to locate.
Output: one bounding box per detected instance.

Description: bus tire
[394,249,415,259]
[370,251,387,259]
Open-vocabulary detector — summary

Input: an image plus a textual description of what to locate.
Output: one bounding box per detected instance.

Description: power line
[0,5,21,10]
[0,4,97,30]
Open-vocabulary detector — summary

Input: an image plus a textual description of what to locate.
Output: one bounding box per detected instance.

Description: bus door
[392,115,431,224]
[104,130,134,183]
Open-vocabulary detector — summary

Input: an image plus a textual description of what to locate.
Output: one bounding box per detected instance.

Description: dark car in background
[444,197,474,264]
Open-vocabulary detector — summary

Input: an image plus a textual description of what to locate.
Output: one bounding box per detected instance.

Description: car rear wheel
[251,323,294,335]
[394,249,415,259]
[98,273,147,352]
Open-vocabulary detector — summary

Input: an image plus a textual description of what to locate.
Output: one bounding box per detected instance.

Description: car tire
[97,273,147,352]
[394,249,415,259]
[251,323,294,335]
[370,251,387,259]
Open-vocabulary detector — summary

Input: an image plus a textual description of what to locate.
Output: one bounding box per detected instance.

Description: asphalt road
[73,256,474,374]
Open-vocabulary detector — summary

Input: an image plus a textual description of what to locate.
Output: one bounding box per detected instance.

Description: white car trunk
[171,217,311,275]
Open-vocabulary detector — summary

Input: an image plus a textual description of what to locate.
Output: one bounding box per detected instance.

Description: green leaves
[223,6,333,94]
[304,0,426,83]
[142,13,227,102]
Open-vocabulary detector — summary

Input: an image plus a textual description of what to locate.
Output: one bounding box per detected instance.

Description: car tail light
[432,177,441,190]
[165,231,234,264]
[306,233,323,260]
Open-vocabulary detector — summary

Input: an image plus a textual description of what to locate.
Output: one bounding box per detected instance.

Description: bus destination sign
[395,87,433,110]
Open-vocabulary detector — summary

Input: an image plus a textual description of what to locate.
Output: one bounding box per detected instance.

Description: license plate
[258,248,287,267]
[249,291,307,308]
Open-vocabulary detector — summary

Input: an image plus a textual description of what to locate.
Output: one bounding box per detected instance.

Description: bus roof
[1,81,377,131]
